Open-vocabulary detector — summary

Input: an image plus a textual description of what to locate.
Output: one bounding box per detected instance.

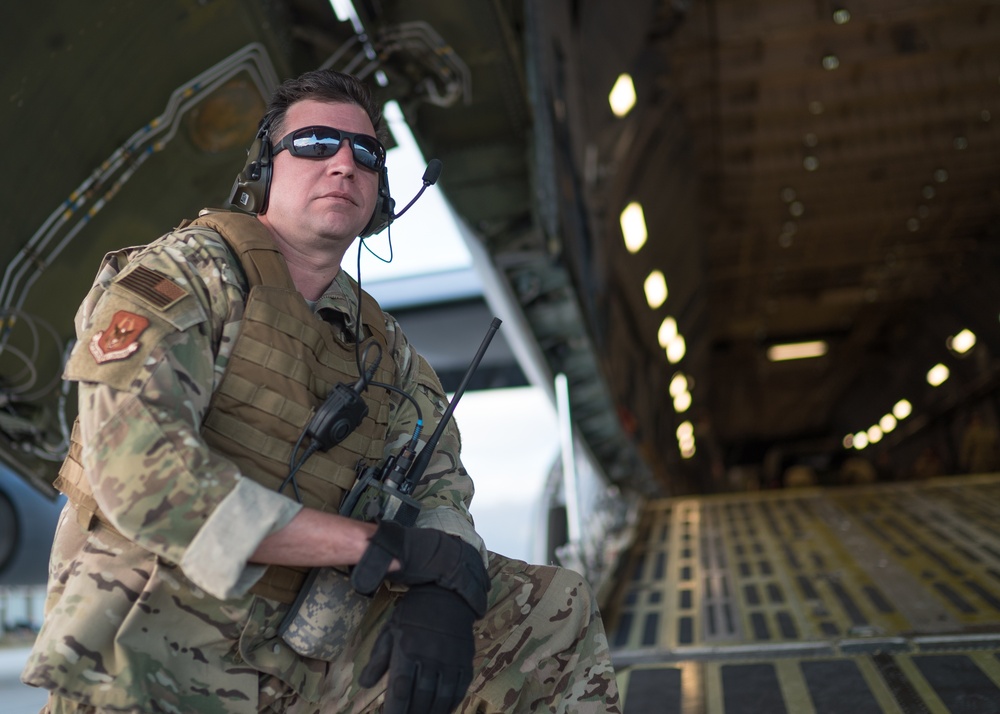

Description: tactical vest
[55,211,396,604]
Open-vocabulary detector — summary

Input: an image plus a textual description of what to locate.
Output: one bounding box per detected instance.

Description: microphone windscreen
[422,159,443,185]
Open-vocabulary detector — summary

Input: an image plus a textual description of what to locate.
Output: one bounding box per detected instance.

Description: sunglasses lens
[291,128,342,157]
[286,127,384,169]
[351,137,383,170]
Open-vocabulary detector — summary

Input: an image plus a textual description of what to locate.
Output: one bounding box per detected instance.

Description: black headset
[227,123,395,238]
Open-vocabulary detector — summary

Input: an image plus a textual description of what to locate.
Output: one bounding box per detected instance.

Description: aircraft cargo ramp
[605,474,1000,713]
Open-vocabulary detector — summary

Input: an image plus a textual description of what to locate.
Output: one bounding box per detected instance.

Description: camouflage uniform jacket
[22,213,484,713]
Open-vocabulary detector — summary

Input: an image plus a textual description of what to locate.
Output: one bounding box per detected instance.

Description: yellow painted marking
[892,654,951,714]
[679,661,705,714]
[856,656,908,714]
[775,658,816,714]
[969,650,1000,692]
[702,661,725,714]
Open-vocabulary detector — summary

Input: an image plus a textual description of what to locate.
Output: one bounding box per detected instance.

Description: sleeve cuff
[180,478,302,600]
[415,505,489,569]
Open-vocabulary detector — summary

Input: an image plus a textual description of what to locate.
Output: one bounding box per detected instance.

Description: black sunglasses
[272,125,386,171]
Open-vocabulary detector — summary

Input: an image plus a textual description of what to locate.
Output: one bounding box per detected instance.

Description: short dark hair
[261,69,386,142]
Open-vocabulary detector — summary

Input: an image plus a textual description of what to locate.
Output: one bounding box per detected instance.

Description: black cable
[280,430,310,503]
[282,342,382,504]
[357,340,382,386]
[369,379,423,447]
[360,230,394,264]
[354,239,367,381]
[369,380,422,423]
[352,230,423,448]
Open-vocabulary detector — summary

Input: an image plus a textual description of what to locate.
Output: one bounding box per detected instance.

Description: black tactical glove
[359,584,477,714]
[352,520,490,617]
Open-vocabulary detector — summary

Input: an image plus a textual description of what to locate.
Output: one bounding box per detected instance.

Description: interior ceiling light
[833,8,851,24]
[644,270,668,309]
[822,55,840,70]
[927,363,950,387]
[666,334,686,364]
[677,428,695,458]
[934,168,949,182]
[949,328,976,354]
[843,434,854,449]
[673,390,692,413]
[669,373,688,398]
[854,431,869,449]
[803,156,819,171]
[609,73,636,117]
[658,317,678,348]
[867,425,884,443]
[893,399,912,419]
[620,202,648,253]
[879,414,897,433]
[766,340,828,361]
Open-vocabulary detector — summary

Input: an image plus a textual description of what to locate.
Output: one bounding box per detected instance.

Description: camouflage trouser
[41,674,314,714]
[328,552,623,713]
[41,552,621,714]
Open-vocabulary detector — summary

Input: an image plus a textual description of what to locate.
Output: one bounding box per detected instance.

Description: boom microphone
[391,159,443,221]
[422,158,443,185]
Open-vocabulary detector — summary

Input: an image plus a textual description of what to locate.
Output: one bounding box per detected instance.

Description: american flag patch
[117,265,188,309]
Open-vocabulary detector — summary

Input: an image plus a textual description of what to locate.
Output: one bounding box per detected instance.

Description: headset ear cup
[359,167,394,238]
[228,131,272,214]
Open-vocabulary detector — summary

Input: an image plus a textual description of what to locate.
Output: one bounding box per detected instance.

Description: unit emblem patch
[90,310,150,364]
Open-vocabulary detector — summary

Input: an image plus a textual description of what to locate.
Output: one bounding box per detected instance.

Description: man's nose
[325,141,357,174]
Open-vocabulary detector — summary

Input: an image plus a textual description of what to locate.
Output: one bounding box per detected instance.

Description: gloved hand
[352,521,489,617]
[359,584,477,714]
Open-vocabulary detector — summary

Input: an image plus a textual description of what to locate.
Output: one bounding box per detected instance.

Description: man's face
[260,99,381,249]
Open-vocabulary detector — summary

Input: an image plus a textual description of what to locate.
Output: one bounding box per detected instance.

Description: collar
[314,270,364,341]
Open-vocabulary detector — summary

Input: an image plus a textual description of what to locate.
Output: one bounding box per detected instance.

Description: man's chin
[317,218,367,244]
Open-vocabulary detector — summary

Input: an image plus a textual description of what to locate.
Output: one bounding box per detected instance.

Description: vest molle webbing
[57,211,398,604]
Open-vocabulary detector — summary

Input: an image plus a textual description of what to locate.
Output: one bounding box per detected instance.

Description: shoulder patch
[89,310,150,364]
[116,264,189,309]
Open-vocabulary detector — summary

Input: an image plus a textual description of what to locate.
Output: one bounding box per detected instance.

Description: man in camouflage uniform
[22,69,621,714]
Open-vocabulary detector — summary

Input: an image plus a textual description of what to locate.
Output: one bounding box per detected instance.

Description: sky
[344,102,560,563]
[345,101,473,282]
